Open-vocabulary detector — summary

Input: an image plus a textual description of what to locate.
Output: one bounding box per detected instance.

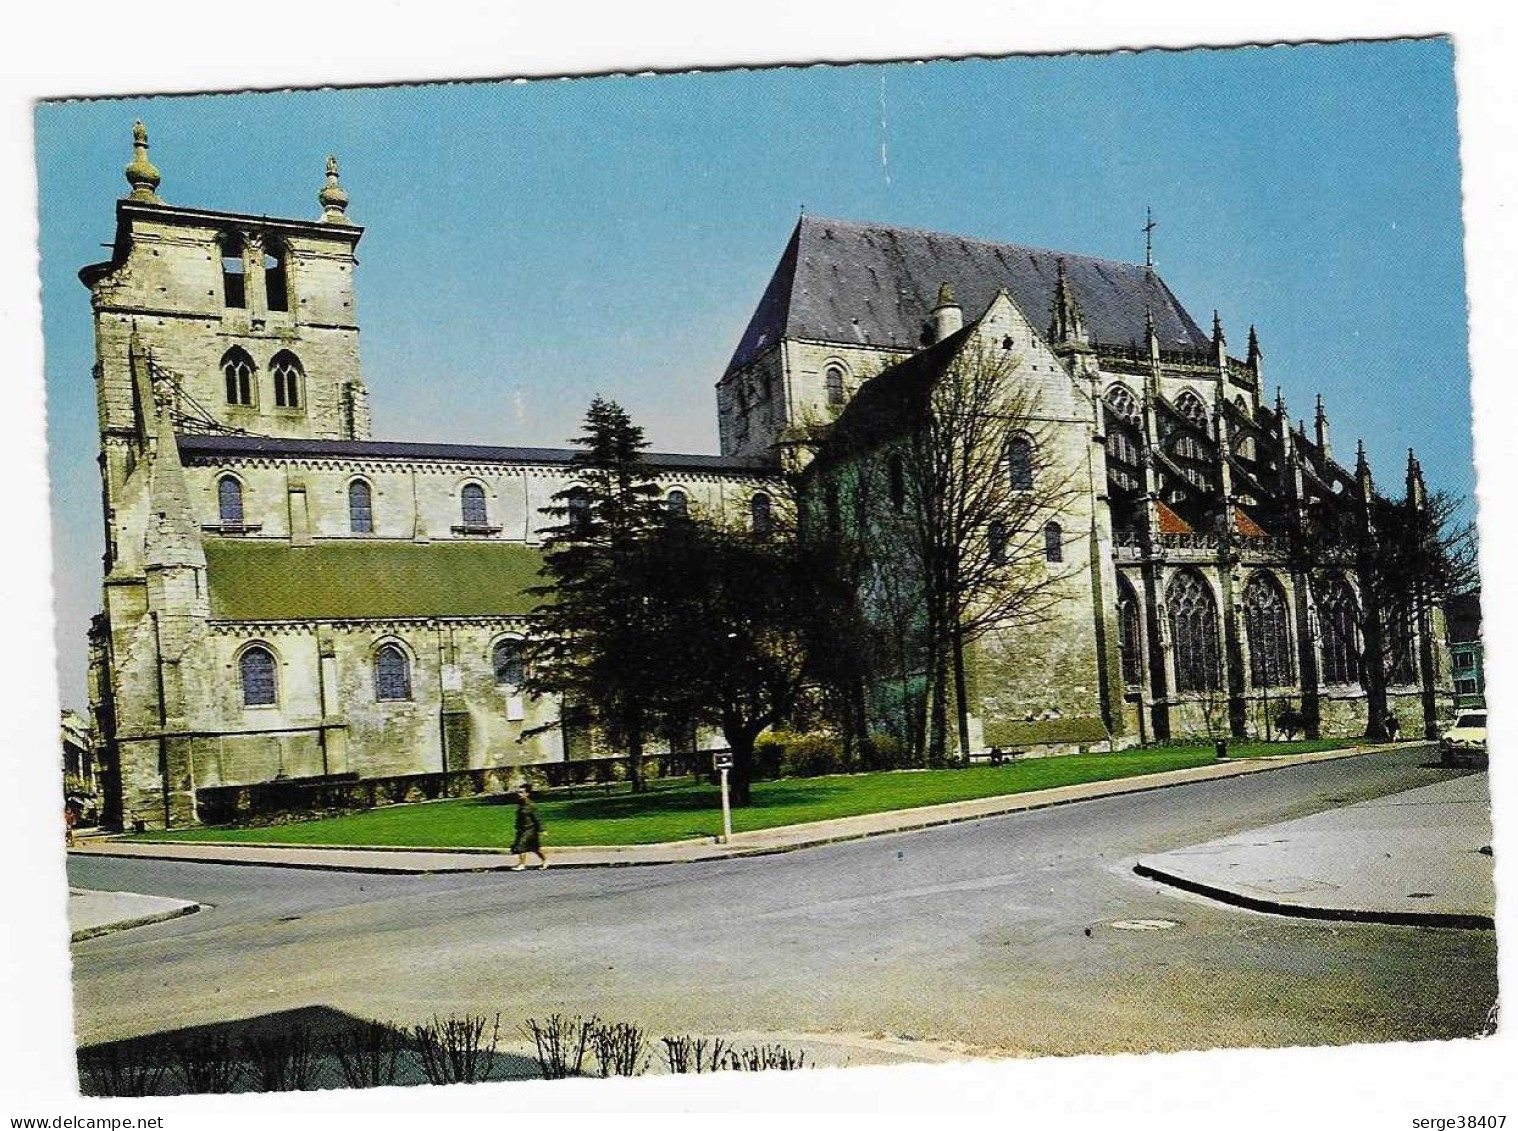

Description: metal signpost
[713,751,734,843]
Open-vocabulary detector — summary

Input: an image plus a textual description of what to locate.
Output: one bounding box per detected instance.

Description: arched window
[221,347,255,406]
[1174,390,1209,428]
[1243,573,1295,688]
[348,479,374,534]
[373,643,412,702]
[887,453,906,512]
[270,351,303,409]
[1316,576,1361,686]
[1107,428,1142,469]
[263,238,289,313]
[751,492,774,539]
[218,475,244,525]
[1043,521,1064,563]
[239,645,277,707]
[666,489,688,518]
[825,364,846,407]
[493,638,525,688]
[1117,576,1143,689]
[988,520,1008,566]
[1007,436,1034,492]
[1105,384,1140,423]
[219,233,246,309]
[460,483,488,528]
[566,486,591,533]
[1167,570,1220,692]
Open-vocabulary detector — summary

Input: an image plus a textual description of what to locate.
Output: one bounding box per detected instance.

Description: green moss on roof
[204,540,546,621]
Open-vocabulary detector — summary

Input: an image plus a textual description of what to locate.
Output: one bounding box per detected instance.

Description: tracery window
[221,347,255,406]
[1107,429,1142,468]
[1243,573,1295,688]
[374,643,412,702]
[348,479,374,534]
[1007,436,1034,492]
[263,238,290,313]
[1105,384,1140,423]
[460,483,488,528]
[270,350,303,408]
[1174,389,1209,428]
[666,489,688,518]
[239,645,277,707]
[1044,521,1063,563]
[988,520,1008,566]
[1316,575,1361,686]
[566,487,591,534]
[218,475,244,525]
[1117,576,1143,689]
[1167,570,1220,692]
[751,492,774,540]
[493,638,525,688]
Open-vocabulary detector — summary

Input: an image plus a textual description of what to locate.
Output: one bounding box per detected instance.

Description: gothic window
[460,483,488,528]
[221,347,255,406]
[1167,570,1220,692]
[566,487,591,534]
[1174,389,1209,428]
[888,453,906,512]
[751,492,774,540]
[1007,436,1034,492]
[1117,576,1143,689]
[1044,521,1064,563]
[666,489,688,518]
[1105,384,1140,423]
[1316,575,1360,686]
[1383,609,1418,686]
[493,638,525,688]
[1107,428,1142,469]
[217,475,244,525]
[239,645,277,707]
[348,479,374,534]
[263,238,290,313]
[1243,573,1295,688]
[270,350,303,409]
[1170,434,1209,462]
[988,520,1008,565]
[373,643,412,702]
[825,364,846,407]
[219,233,246,309]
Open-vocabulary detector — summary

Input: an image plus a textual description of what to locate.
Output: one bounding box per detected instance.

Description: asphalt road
[68,747,1497,1064]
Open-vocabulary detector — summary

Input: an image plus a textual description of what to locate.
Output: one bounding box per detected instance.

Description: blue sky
[35,38,1472,709]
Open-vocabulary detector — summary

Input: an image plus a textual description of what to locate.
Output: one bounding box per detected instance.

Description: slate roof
[177,434,774,475]
[203,540,545,621]
[726,215,1209,375]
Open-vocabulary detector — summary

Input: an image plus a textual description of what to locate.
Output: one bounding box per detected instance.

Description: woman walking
[511,783,547,871]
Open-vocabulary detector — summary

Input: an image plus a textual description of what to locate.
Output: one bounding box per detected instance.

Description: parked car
[1440,709,1487,766]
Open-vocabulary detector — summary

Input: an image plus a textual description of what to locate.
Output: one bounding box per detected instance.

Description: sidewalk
[71,743,1400,875]
[1134,771,1493,929]
[68,888,202,942]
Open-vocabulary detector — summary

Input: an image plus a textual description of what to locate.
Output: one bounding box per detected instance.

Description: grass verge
[133,739,1364,849]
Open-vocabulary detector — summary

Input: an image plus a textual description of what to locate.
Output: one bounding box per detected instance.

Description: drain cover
[1108,918,1179,931]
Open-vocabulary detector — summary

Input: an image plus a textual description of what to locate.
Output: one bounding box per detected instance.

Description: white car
[1440,709,1487,765]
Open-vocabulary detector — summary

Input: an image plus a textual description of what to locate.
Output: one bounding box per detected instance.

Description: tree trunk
[951,620,971,763]
[727,728,757,807]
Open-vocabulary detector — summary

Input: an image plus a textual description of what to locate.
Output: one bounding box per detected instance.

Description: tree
[811,334,1084,763]
[524,398,667,791]
[637,516,840,806]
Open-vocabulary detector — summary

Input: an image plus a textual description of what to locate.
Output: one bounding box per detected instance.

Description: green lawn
[136,739,1361,849]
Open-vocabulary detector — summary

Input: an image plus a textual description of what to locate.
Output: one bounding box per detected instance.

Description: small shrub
[523,1014,595,1079]
[169,1031,244,1094]
[589,1021,649,1077]
[661,1035,730,1074]
[862,731,907,770]
[779,732,846,778]
[721,1044,808,1072]
[326,1020,406,1088]
[409,1013,501,1085]
[241,1025,323,1092]
[78,1044,168,1097]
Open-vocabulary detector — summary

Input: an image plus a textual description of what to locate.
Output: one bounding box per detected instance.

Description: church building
[80,125,1448,829]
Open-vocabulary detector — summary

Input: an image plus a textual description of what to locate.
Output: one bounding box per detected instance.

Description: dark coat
[512,797,542,854]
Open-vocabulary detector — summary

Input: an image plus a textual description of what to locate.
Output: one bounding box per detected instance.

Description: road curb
[72,744,1414,874]
[70,901,203,942]
[1130,861,1494,931]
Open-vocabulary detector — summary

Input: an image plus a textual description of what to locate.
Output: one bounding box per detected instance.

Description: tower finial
[319,154,351,224]
[1143,206,1158,270]
[123,120,162,203]
[1048,258,1088,346]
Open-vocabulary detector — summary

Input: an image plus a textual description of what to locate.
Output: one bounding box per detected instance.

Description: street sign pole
[719,767,733,844]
